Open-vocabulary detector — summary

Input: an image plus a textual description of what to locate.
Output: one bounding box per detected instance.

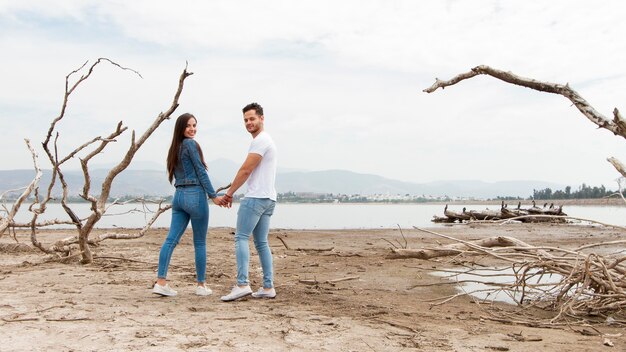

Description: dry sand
[1,222,625,351]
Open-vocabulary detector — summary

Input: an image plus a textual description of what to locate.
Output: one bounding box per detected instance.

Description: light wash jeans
[157,186,209,283]
[235,197,276,288]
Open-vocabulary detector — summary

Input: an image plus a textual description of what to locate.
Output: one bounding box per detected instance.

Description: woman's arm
[184,139,217,198]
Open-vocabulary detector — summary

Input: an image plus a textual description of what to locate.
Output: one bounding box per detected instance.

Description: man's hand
[222,194,233,208]
[212,196,229,208]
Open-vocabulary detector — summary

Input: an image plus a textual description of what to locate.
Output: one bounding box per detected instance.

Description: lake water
[430,267,565,304]
[10,203,626,229]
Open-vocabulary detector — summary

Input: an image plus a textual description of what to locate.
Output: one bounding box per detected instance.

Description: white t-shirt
[245,131,277,201]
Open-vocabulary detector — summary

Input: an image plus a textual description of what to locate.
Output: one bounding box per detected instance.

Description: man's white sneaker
[251,287,276,299]
[153,283,177,297]
[220,285,252,302]
[195,285,213,296]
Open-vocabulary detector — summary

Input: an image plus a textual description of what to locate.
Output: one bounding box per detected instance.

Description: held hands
[211,196,229,208]
[222,193,233,208]
[212,194,233,208]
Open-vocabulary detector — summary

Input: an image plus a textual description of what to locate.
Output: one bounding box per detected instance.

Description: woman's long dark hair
[167,113,208,184]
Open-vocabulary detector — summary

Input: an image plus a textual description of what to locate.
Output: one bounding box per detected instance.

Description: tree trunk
[386,236,545,260]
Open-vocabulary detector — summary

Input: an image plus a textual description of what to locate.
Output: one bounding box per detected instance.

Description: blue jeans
[157,186,209,283]
[235,197,276,288]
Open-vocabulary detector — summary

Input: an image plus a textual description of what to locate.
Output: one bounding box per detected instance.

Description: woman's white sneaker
[153,283,177,297]
[195,285,213,296]
[251,287,276,299]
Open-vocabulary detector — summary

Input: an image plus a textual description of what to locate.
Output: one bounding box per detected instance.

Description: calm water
[11,203,626,229]
[431,267,565,304]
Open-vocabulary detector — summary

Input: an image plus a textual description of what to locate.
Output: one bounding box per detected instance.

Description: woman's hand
[212,196,232,208]
[211,197,223,207]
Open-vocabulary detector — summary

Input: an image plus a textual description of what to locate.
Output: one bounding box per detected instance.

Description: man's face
[243,109,263,135]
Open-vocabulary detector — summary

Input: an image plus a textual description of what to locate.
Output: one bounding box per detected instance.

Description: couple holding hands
[153,102,277,302]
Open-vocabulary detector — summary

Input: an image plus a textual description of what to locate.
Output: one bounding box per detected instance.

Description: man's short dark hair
[243,102,263,116]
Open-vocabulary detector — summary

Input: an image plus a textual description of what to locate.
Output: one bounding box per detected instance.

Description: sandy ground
[1,222,625,351]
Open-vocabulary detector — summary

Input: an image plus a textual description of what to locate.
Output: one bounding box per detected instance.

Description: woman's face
[184,117,197,139]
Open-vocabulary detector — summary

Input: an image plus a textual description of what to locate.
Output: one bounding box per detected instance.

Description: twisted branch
[424,65,626,140]
[0,139,42,237]
[424,65,626,179]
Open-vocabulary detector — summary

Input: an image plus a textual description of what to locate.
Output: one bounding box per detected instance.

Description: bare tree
[1,58,193,263]
[423,65,626,181]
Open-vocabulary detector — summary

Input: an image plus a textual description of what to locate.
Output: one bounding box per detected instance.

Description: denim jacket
[173,138,217,198]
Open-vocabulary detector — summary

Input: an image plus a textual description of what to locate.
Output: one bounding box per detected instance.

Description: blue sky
[1,1,626,188]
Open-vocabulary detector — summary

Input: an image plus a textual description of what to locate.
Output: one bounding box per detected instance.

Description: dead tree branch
[607,157,626,179]
[424,65,626,140]
[424,65,626,180]
[614,177,626,204]
[0,139,42,237]
[276,236,291,250]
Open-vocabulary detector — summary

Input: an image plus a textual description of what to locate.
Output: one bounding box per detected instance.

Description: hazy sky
[1,1,625,188]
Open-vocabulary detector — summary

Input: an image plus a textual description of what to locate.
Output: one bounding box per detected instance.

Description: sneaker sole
[152,291,177,297]
[251,294,276,299]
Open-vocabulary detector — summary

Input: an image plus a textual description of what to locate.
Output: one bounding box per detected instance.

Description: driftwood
[443,205,471,221]
[386,235,530,260]
[0,243,34,253]
[276,235,291,250]
[390,227,626,324]
[299,276,360,285]
[434,202,567,224]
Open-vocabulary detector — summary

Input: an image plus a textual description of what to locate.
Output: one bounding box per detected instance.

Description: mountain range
[0,159,564,199]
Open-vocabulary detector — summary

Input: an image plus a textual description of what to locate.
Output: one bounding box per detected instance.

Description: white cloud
[1,0,625,189]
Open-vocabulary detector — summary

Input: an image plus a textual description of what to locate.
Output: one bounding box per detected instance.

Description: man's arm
[225,153,262,199]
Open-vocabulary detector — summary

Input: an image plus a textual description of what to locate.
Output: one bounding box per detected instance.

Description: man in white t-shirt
[220,102,278,302]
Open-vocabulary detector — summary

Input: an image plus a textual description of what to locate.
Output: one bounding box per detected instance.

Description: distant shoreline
[276,198,625,206]
[429,198,625,206]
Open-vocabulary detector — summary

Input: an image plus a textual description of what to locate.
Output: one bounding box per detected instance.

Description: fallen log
[522,215,567,223]
[500,207,529,219]
[431,215,455,223]
[525,202,567,216]
[435,203,567,224]
[467,209,501,220]
[443,205,471,222]
[501,208,567,223]
[386,235,539,260]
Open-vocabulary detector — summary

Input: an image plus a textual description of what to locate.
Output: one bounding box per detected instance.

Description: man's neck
[251,128,264,138]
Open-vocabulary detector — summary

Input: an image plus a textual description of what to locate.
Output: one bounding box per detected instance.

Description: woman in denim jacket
[153,113,222,297]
